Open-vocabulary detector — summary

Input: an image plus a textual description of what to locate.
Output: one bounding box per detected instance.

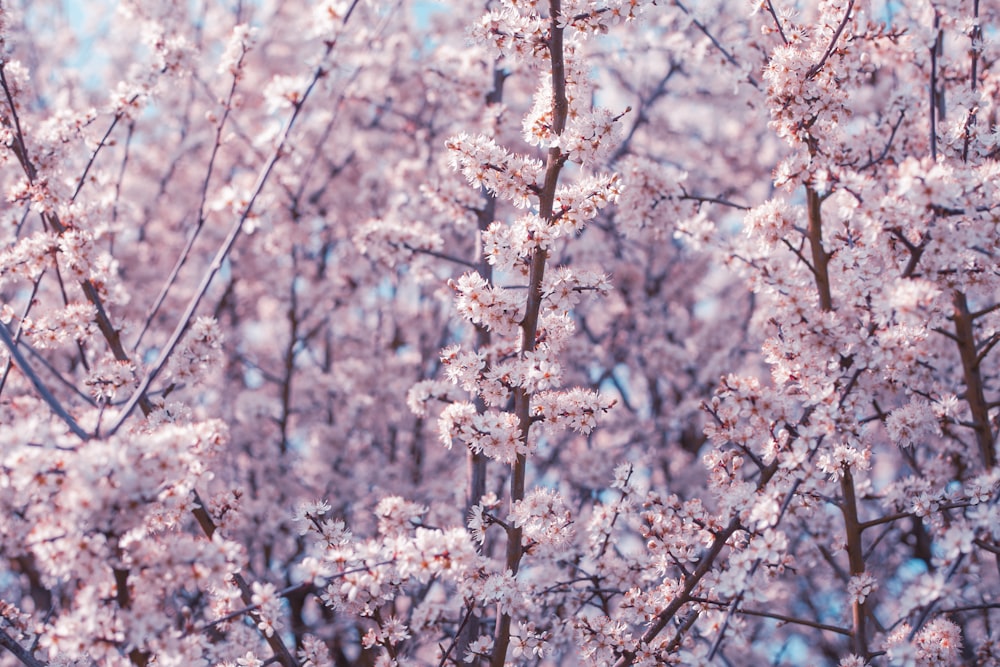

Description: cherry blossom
[0,0,998,666]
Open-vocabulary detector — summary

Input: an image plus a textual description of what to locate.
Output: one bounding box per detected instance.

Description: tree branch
[0,627,47,667]
[0,321,91,441]
[806,0,855,79]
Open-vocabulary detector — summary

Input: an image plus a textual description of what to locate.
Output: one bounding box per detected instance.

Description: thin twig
[132,40,254,350]
[765,0,789,45]
[929,12,942,161]
[857,110,905,171]
[133,49,247,351]
[806,0,856,79]
[675,0,760,89]
[70,112,126,203]
[399,243,479,269]
[17,337,99,406]
[692,596,852,635]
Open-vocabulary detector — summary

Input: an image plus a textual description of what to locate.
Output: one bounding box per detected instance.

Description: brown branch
[191,491,300,667]
[491,3,568,665]
[741,606,852,636]
[977,332,1000,365]
[952,290,996,469]
[840,465,869,658]
[690,597,852,636]
[613,518,742,667]
[806,186,833,311]
[970,301,1000,320]
[0,72,152,418]
[929,13,942,161]
[962,0,981,162]
[399,243,478,269]
[458,65,507,664]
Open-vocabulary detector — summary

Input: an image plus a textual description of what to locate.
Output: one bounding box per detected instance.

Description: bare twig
[692,596,852,635]
[70,111,126,203]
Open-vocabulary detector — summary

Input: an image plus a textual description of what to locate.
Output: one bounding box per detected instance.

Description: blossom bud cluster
[309,0,354,42]
[84,357,139,402]
[438,402,524,463]
[560,0,650,30]
[510,487,574,556]
[532,388,616,434]
[883,618,962,667]
[471,6,548,65]
[450,271,523,336]
[474,0,651,67]
[481,175,619,270]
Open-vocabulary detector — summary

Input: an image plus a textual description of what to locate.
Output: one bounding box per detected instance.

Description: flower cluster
[84,357,138,403]
[884,618,963,667]
[218,23,258,77]
[2,0,998,666]
[615,156,701,241]
[509,487,574,556]
[449,271,524,336]
[21,302,98,349]
[445,133,543,208]
[847,571,878,605]
[166,316,225,384]
[438,402,525,463]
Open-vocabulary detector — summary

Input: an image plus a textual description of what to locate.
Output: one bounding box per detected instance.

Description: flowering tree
[0,0,998,666]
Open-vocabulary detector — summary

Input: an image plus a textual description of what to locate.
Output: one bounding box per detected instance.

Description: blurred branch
[0,321,90,441]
